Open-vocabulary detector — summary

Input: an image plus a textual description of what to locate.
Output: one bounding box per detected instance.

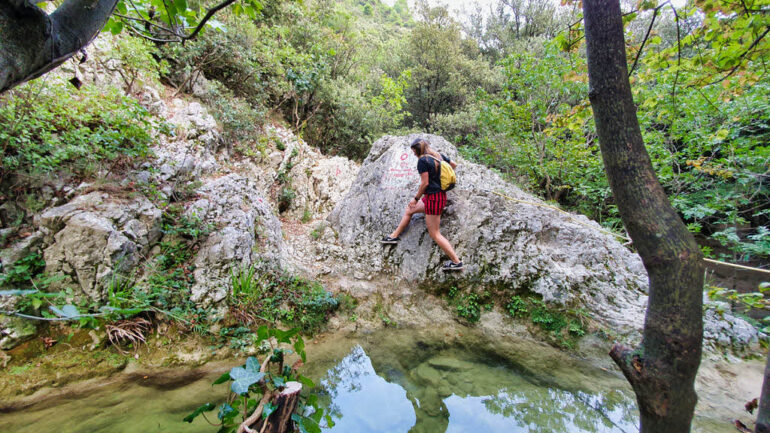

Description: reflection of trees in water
[313,343,638,433]
[482,388,637,433]
[319,345,370,397]
[311,345,373,422]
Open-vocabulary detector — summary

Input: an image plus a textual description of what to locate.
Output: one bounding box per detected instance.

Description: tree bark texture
[582,1,705,432]
[756,351,770,433]
[0,0,118,92]
[261,381,302,433]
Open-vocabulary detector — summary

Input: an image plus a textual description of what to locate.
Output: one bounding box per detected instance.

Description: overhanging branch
[0,0,119,92]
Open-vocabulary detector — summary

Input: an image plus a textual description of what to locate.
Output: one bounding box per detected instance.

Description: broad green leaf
[245,356,261,373]
[50,304,80,318]
[298,374,314,388]
[183,403,214,423]
[294,335,306,362]
[256,325,269,342]
[174,0,187,14]
[299,416,322,433]
[272,375,286,388]
[262,402,278,418]
[229,366,265,395]
[218,403,237,422]
[212,372,231,385]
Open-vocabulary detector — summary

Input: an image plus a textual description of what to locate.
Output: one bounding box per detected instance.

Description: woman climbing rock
[381,138,464,271]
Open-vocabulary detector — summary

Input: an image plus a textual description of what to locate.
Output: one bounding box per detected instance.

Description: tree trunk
[756,351,770,432]
[261,381,302,433]
[582,1,704,432]
[0,0,119,93]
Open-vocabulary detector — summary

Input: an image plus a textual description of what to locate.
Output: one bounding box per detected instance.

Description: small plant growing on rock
[505,296,528,318]
[301,207,312,223]
[227,267,339,335]
[456,293,481,323]
[0,251,45,289]
[275,137,286,151]
[310,222,326,240]
[278,186,296,213]
[230,265,260,300]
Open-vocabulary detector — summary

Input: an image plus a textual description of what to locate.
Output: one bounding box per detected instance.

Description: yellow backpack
[427,155,456,192]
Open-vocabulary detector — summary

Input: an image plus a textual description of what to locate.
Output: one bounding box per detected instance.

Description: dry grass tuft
[106,317,152,353]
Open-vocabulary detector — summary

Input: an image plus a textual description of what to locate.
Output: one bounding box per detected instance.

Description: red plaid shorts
[422,191,447,216]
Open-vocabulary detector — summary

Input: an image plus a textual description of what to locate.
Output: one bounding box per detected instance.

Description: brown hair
[410,138,442,161]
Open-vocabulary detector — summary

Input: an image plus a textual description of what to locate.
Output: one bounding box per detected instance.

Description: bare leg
[390,200,425,238]
[425,214,460,263]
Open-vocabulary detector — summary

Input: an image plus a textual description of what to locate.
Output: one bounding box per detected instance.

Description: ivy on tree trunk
[582,0,705,432]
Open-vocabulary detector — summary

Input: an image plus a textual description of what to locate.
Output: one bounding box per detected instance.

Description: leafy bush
[472,37,770,262]
[455,293,481,323]
[0,252,45,288]
[103,35,168,95]
[199,81,266,149]
[503,294,587,348]
[310,222,326,240]
[505,295,528,318]
[0,80,155,183]
[228,268,339,334]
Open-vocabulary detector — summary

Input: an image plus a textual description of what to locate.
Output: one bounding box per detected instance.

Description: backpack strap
[425,155,442,172]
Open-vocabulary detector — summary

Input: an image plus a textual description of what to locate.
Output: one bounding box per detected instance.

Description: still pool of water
[308,344,637,433]
[0,329,672,433]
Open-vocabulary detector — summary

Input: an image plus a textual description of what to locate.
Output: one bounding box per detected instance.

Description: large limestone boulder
[186,174,284,305]
[330,134,650,334]
[329,134,763,348]
[35,192,162,301]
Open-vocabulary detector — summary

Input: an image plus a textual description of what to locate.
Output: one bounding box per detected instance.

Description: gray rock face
[703,296,763,352]
[264,126,359,219]
[329,134,761,349]
[0,316,37,350]
[0,232,43,272]
[330,134,650,335]
[186,174,284,305]
[35,192,162,301]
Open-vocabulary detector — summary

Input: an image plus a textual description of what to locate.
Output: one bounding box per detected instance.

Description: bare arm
[449,160,457,169]
[412,172,430,205]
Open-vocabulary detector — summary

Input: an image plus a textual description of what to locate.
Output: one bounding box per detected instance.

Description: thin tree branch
[114,12,172,34]
[123,20,180,43]
[628,2,665,77]
[702,26,770,86]
[670,2,681,103]
[183,0,237,40]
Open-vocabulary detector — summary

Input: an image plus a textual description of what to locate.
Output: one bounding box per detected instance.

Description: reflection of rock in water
[314,344,638,433]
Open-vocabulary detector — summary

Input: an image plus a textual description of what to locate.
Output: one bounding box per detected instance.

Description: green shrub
[228,269,339,334]
[105,35,168,95]
[456,293,481,322]
[301,207,312,223]
[505,295,528,318]
[278,186,296,213]
[0,80,155,183]
[200,82,265,148]
[0,251,45,288]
